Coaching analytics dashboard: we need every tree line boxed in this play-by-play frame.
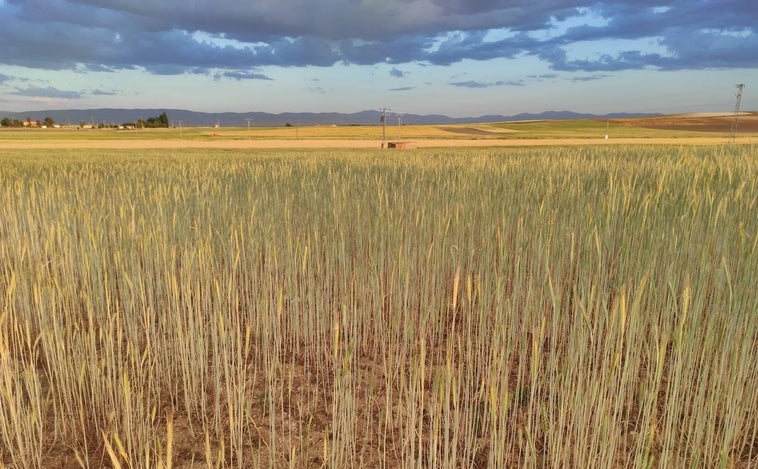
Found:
[1,116,56,128]
[136,112,170,128]
[0,112,170,128]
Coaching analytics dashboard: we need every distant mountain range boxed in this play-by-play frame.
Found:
[0,108,659,127]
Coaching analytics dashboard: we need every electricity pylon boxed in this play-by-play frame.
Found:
[379,108,391,147]
[730,84,745,143]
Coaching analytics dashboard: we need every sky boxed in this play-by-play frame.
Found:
[0,0,756,117]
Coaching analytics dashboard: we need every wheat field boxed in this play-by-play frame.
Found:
[1,145,756,468]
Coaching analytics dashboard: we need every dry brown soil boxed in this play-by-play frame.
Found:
[613,114,758,133]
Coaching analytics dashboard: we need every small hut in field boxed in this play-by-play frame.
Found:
[387,141,415,149]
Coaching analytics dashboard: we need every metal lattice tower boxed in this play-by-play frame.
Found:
[730,84,745,143]
[379,108,390,147]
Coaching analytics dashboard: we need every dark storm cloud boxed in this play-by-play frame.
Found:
[0,1,755,75]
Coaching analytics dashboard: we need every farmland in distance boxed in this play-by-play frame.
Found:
[2,113,758,149]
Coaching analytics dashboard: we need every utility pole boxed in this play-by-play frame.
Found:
[730,84,745,143]
[379,108,390,147]
[245,118,253,140]
[176,120,183,139]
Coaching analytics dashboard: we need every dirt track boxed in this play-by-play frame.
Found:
[3,136,758,150]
